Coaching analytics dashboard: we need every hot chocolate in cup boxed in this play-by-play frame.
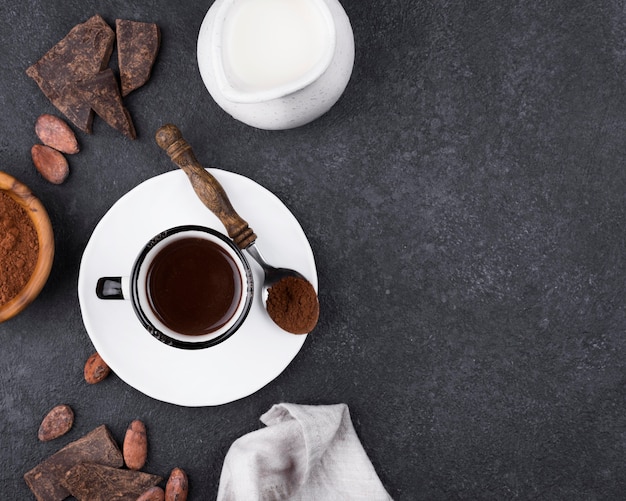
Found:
[96,225,253,349]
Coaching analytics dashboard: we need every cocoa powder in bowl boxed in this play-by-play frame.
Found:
[0,191,39,306]
[0,172,54,322]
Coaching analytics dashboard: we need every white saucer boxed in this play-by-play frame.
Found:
[78,169,317,407]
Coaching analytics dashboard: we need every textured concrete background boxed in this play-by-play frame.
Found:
[1,0,625,499]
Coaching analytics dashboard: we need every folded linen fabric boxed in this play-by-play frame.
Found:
[216,403,393,501]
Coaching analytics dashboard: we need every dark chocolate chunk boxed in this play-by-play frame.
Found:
[23,425,123,501]
[62,463,163,501]
[26,15,115,134]
[116,19,161,97]
[76,69,137,139]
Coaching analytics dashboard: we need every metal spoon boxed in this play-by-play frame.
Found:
[244,243,307,300]
[155,124,318,332]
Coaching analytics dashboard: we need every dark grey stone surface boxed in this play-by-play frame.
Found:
[1,0,625,499]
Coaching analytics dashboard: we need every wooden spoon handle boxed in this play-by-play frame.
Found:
[155,124,256,249]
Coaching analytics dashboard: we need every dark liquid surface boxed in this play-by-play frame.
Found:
[145,237,242,336]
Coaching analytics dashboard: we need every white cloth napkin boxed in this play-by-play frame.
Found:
[216,403,393,501]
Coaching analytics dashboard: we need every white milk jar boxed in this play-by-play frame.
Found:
[197,0,355,130]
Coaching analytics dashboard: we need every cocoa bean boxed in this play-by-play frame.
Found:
[35,114,80,154]
[31,144,69,184]
[165,467,188,501]
[123,419,148,470]
[38,404,74,441]
[84,351,111,384]
[137,486,165,501]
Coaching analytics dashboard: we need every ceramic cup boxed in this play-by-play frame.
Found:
[96,225,253,349]
[197,0,355,130]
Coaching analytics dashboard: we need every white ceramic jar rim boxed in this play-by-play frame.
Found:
[211,0,337,104]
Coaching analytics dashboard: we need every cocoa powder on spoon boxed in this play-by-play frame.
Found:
[266,275,320,334]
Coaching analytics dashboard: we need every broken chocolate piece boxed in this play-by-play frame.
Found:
[24,425,123,501]
[116,19,160,96]
[26,15,115,134]
[62,463,163,501]
[76,69,137,139]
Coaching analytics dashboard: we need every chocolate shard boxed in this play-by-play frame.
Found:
[26,15,115,134]
[76,69,137,139]
[116,19,161,97]
[62,463,163,501]
[23,425,123,501]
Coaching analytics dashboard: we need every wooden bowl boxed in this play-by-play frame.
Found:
[0,171,54,323]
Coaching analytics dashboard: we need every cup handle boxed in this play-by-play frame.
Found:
[96,277,127,300]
